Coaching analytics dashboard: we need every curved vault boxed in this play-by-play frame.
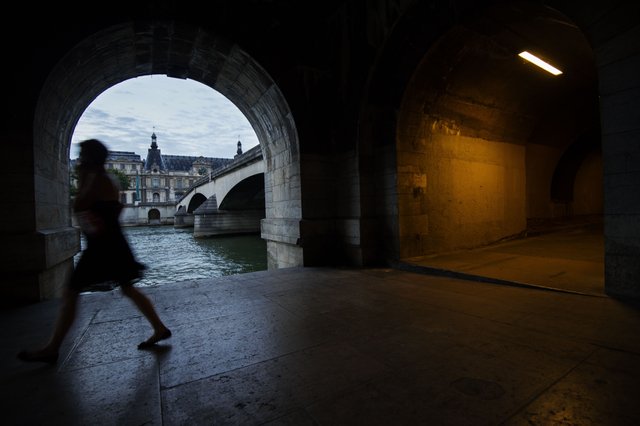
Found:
[33,20,302,269]
[395,2,600,258]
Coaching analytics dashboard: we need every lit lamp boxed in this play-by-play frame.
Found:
[518,51,563,76]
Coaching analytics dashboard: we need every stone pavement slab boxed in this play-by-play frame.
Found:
[400,223,605,296]
[1,267,639,425]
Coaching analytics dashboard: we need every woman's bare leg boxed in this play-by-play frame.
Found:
[120,285,171,347]
[47,289,80,351]
[17,289,79,363]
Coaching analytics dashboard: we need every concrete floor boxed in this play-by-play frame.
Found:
[2,258,640,425]
[400,220,605,297]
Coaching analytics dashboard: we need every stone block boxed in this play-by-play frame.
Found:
[194,210,262,237]
[605,241,640,300]
[38,258,74,300]
[601,130,640,174]
[603,178,640,215]
[600,88,640,135]
[261,218,300,245]
[39,227,81,269]
[604,214,640,239]
[586,3,640,49]
[598,51,640,94]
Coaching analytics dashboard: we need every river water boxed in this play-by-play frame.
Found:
[79,226,267,288]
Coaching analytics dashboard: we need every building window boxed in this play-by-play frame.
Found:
[176,179,183,189]
[153,192,160,203]
[121,193,127,204]
[152,177,159,188]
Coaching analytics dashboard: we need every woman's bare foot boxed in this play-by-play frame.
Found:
[137,328,172,349]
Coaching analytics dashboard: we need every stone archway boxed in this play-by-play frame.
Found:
[187,193,208,214]
[148,208,161,225]
[358,0,640,299]
[395,3,599,256]
[32,20,302,297]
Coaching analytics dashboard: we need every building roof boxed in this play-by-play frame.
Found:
[163,155,233,172]
[144,133,234,172]
[70,134,236,173]
[107,151,142,162]
[145,145,165,171]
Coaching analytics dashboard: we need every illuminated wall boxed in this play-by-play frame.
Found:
[398,121,526,256]
[396,4,600,259]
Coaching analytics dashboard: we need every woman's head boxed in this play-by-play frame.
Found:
[79,139,109,167]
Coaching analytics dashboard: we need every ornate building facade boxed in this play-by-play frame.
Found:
[72,133,234,225]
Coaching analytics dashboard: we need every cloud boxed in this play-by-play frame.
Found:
[71,76,259,159]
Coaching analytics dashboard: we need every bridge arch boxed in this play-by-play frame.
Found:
[33,20,302,278]
[187,193,208,214]
[10,1,640,304]
[358,0,635,297]
[218,173,265,211]
[395,3,600,255]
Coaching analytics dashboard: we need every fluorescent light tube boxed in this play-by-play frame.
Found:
[518,51,563,76]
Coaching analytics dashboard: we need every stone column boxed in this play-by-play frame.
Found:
[595,13,640,300]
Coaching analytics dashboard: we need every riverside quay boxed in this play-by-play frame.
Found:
[2,1,640,424]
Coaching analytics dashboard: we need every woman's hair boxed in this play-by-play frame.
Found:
[79,139,109,166]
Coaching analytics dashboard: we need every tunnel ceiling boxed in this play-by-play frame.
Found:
[420,1,598,148]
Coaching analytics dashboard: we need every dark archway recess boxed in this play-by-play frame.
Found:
[3,0,640,304]
[187,193,208,214]
[218,174,265,211]
[394,2,601,255]
[21,15,303,301]
[148,209,161,221]
[551,128,602,204]
[358,0,640,299]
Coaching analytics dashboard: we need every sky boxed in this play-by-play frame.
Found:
[70,75,259,159]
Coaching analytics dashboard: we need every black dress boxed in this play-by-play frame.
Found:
[70,200,145,291]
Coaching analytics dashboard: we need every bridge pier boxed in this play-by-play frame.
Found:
[173,206,194,229]
[2,227,79,305]
[260,218,303,269]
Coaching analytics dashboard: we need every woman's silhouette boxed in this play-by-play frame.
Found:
[18,139,171,363]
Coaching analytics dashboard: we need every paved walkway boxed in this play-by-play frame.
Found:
[2,264,639,425]
[399,220,605,297]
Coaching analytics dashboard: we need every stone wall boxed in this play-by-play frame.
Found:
[3,0,640,304]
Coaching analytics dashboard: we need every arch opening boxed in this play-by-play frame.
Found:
[33,19,303,299]
[218,174,265,211]
[148,208,161,224]
[394,1,603,294]
[187,193,208,214]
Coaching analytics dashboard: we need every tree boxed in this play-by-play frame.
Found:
[70,165,79,197]
[108,168,130,190]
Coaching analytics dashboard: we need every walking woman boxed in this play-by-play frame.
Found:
[18,139,171,363]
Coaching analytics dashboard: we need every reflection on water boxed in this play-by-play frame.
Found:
[79,226,267,288]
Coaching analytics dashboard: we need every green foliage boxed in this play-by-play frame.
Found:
[198,167,208,176]
[70,165,79,196]
[108,168,130,190]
